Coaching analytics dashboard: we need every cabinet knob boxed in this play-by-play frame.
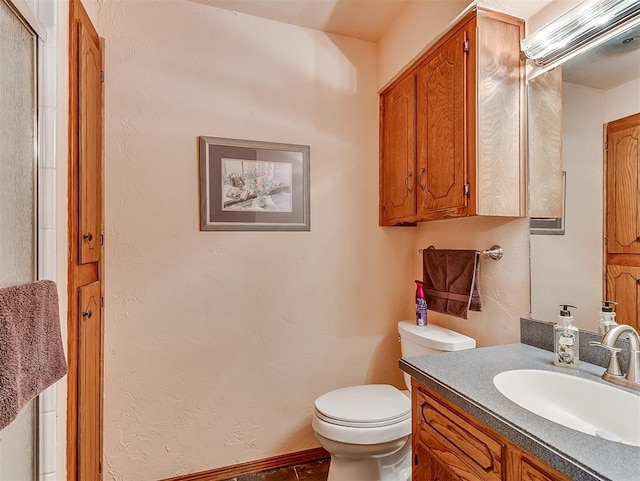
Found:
[82,310,93,319]
[83,233,93,242]
[405,171,413,194]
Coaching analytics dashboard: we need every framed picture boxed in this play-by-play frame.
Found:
[199,136,310,231]
[530,171,566,235]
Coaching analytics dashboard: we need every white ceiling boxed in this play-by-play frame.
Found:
[562,24,640,90]
[189,0,640,89]
[189,0,412,42]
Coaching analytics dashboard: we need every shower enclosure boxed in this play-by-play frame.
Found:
[0,0,38,478]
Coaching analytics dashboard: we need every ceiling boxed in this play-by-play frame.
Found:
[562,24,640,90]
[189,0,640,89]
[189,0,412,42]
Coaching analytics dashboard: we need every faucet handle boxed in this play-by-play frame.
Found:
[589,341,624,377]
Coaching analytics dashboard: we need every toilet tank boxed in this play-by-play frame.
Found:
[398,321,475,391]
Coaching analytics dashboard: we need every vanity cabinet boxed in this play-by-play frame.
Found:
[379,8,525,226]
[412,381,571,481]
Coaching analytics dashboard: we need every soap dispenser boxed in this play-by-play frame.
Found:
[597,301,618,335]
[554,304,579,368]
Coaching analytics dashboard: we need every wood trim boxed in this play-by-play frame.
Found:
[607,253,640,267]
[607,111,640,133]
[159,448,329,481]
[68,1,104,479]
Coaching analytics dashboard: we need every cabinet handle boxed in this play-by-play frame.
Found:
[418,167,426,191]
[83,233,93,242]
[405,171,413,194]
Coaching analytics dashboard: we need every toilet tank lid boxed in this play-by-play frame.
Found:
[398,321,476,351]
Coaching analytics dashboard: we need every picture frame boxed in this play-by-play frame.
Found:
[199,136,310,231]
[530,171,566,235]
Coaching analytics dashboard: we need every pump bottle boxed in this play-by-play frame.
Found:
[554,304,579,368]
[597,301,618,335]
[415,280,427,326]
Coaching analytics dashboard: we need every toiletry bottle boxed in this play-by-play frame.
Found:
[415,280,427,326]
[597,301,618,335]
[554,304,579,368]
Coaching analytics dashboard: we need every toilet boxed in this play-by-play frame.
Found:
[312,321,475,481]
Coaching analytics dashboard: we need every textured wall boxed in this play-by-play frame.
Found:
[530,83,605,329]
[99,1,415,479]
[412,217,530,346]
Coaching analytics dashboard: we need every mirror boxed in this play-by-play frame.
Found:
[529,22,640,332]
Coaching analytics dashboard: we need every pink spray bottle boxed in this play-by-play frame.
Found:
[415,280,427,326]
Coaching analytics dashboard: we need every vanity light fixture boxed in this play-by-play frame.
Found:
[521,0,640,68]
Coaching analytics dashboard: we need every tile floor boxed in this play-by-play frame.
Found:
[223,458,329,481]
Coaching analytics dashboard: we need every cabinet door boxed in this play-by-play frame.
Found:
[606,113,640,255]
[78,281,103,481]
[416,443,463,481]
[380,74,416,225]
[78,22,103,264]
[416,26,468,219]
[606,264,640,330]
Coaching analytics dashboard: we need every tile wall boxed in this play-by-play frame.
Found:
[22,0,59,479]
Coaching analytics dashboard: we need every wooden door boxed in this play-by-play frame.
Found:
[79,23,103,264]
[605,112,640,329]
[606,265,640,331]
[416,25,469,219]
[78,282,103,480]
[68,1,104,480]
[380,74,416,225]
[606,113,640,255]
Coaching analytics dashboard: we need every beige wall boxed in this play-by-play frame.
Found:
[99,1,415,479]
[606,77,640,122]
[530,83,606,328]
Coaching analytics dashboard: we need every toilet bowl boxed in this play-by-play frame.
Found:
[312,321,475,481]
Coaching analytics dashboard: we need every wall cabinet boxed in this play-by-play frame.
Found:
[412,381,570,481]
[379,8,525,226]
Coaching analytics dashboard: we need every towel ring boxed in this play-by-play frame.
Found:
[418,244,503,261]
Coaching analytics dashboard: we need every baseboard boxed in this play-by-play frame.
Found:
[159,447,330,481]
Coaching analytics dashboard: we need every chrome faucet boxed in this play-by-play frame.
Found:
[590,324,640,392]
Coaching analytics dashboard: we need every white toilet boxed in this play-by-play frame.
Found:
[312,321,475,481]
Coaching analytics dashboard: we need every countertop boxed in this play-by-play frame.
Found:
[400,343,640,481]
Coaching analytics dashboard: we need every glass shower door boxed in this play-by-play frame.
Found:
[0,0,38,478]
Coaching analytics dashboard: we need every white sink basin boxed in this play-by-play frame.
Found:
[493,369,640,447]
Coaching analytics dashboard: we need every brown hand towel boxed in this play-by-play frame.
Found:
[0,280,67,430]
[422,247,481,320]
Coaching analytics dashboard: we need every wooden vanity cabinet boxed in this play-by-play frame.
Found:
[379,9,525,226]
[412,381,571,481]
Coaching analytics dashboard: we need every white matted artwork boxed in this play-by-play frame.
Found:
[199,136,310,231]
[221,159,293,213]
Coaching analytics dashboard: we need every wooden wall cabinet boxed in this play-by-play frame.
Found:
[379,9,525,226]
[412,381,570,481]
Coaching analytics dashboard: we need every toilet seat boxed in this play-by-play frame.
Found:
[313,385,411,444]
[315,384,410,426]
